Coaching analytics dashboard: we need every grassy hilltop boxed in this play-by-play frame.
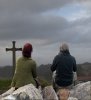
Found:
[0,62,91,93]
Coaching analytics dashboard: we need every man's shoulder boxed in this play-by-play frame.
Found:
[55,54,61,59]
[70,55,75,59]
[70,55,76,62]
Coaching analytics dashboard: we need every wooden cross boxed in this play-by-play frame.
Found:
[6,41,22,75]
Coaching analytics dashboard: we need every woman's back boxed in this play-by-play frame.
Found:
[13,57,37,88]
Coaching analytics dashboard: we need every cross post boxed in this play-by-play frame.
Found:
[6,41,22,76]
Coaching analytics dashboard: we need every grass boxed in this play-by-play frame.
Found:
[0,78,51,94]
[37,77,52,88]
[0,79,12,90]
[0,77,52,90]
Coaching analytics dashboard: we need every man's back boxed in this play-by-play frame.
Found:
[51,50,77,87]
[55,52,76,86]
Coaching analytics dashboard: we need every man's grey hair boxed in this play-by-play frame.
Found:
[60,43,69,51]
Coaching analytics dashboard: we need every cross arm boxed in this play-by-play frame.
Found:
[16,48,22,51]
[6,48,13,51]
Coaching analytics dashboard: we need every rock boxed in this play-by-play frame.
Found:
[43,85,58,100]
[0,87,15,100]
[1,84,43,100]
[0,81,91,100]
[1,87,15,97]
[70,81,91,100]
[57,88,70,100]
[15,92,30,100]
[68,97,78,100]
[2,94,15,100]
[13,84,43,100]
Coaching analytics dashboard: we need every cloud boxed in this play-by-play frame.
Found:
[0,0,91,65]
[0,5,91,45]
[0,0,91,42]
[0,0,75,13]
[0,10,68,41]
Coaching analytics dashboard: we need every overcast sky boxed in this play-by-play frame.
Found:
[0,0,91,66]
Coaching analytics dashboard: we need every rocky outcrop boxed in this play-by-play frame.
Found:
[0,81,91,100]
[0,84,43,100]
[70,81,91,100]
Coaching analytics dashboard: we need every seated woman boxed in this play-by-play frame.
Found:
[11,43,37,89]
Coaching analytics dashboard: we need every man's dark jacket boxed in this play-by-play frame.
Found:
[51,51,77,87]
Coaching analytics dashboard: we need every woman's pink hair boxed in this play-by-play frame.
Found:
[22,43,33,58]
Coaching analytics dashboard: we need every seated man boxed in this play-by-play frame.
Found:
[51,43,77,92]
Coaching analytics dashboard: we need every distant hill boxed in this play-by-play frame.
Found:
[0,66,13,79]
[0,62,91,81]
[77,62,91,76]
[37,64,52,82]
